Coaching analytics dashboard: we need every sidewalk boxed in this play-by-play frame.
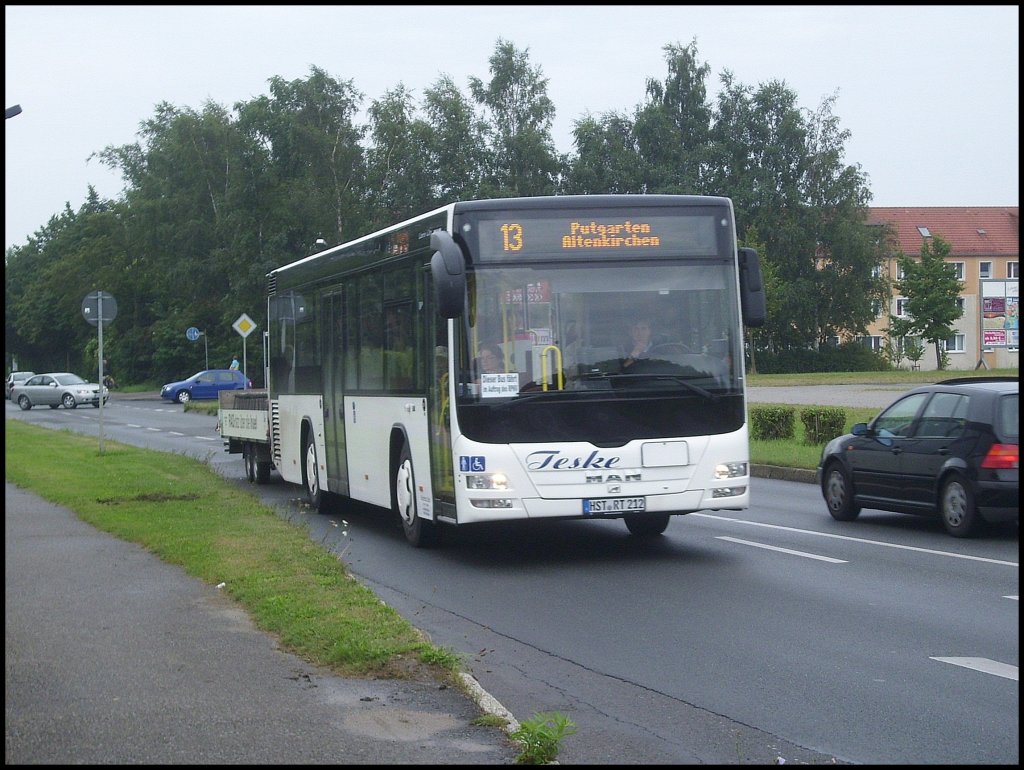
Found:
[4,482,518,764]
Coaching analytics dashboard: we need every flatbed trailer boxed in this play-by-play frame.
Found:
[217,389,274,483]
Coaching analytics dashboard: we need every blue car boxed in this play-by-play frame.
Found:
[160,369,251,403]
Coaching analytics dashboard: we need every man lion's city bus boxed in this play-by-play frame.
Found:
[262,195,766,546]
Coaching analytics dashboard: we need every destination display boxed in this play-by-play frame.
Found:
[472,212,722,261]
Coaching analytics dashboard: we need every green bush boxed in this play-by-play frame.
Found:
[510,711,577,765]
[799,406,847,445]
[750,406,795,441]
[755,342,892,374]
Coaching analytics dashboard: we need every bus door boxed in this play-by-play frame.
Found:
[321,289,349,495]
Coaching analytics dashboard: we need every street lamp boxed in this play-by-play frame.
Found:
[5,105,23,119]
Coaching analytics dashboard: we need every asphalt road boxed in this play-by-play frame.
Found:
[10,383,1011,764]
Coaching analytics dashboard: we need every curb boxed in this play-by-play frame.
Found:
[751,464,817,485]
[458,672,520,734]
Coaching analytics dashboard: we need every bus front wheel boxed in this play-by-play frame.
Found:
[394,443,436,548]
[624,512,671,536]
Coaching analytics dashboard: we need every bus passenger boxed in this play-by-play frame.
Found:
[477,343,503,376]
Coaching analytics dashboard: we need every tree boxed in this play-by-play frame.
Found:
[563,111,644,194]
[364,84,437,225]
[421,74,490,203]
[468,39,562,197]
[889,235,963,369]
[633,40,712,194]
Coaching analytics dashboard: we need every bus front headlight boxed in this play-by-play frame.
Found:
[714,462,747,480]
[466,473,509,490]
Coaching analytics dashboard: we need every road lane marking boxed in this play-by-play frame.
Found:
[717,536,847,563]
[930,657,1018,681]
[169,431,185,436]
[693,513,1018,567]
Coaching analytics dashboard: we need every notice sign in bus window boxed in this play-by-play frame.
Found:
[480,373,521,398]
[472,212,721,261]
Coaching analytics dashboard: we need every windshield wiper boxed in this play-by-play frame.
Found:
[604,372,719,400]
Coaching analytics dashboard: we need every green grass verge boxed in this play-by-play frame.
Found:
[4,418,460,682]
[748,404,880,469]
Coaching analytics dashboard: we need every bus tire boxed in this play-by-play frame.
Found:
[304,433,323,510]
[624,512,671,536]
[394,443,436,548]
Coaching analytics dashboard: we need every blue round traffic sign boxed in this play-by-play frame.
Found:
[186,326,201,341]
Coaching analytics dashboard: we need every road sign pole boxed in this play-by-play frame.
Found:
[97,294,105,454]
[83,291,116,454]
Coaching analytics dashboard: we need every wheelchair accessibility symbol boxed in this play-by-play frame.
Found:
[459,456,486,472]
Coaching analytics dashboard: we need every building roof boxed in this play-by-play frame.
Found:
[867,207,1019,257]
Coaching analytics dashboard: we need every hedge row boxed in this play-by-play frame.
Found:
[750,405,847,445]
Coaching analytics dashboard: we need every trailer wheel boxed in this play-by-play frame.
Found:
[244,444,257,483]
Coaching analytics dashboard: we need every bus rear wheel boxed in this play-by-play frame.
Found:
[394,443,436,548]
[304,434,323,510]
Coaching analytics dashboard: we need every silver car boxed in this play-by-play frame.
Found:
[15,372,109,410]
[5,371,35,399]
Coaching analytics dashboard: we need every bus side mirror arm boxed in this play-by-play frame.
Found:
[430,230,467,319]
[738,247,767,327]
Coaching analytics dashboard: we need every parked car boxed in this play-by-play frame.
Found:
[15,372,109,410]
[160,369,251,403]
[5,371,35,400]
[817,377,1018,538]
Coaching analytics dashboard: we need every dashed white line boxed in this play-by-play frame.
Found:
[693,513,1018,567]
[717,536,847,563]
[930,657,1019,681]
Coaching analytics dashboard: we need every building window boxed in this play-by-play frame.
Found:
[858,336,882,351]
[944,334,966,353]
[979,261,992,279]
[871,300,882,318]
[956,298,965,314]
[1009,262,1020,279]
[950,261,965,280]
[895,298,910,317]
[917,226,931,237]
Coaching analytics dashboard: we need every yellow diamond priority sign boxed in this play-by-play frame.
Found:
[232,313,257,338]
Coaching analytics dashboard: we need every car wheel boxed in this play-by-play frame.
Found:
[940,474,981,538]
[394,442,436,547]
[624,512,671,536]
[18,395,32,410]
[822,462,861,521]
[61,393,77,409]
[304,433,323,510]
[175,390,191,404]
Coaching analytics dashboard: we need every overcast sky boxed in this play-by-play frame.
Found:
[5,5,1019,249]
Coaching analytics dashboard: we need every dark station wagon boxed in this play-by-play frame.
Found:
[817,377,1018,537]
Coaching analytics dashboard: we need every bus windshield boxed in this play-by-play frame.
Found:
[457,260,741,402]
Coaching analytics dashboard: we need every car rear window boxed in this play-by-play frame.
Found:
[997,393,1018,439]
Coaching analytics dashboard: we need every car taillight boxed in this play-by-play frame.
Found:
[981,443,1019,469]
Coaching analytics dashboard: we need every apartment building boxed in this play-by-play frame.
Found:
[862,207,1019,371]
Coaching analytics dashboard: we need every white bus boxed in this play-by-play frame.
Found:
[265,195,766,546]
